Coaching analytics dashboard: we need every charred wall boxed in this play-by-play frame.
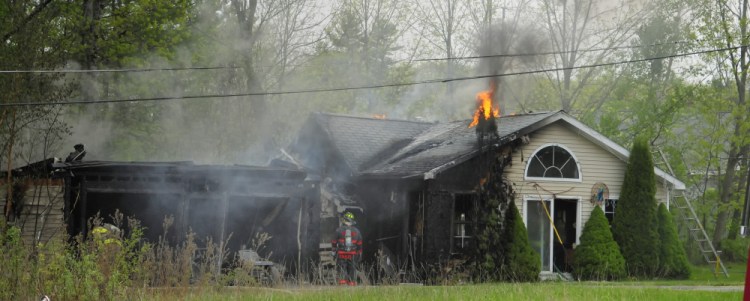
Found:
[353,178,421,266]
[419,154,496,267]
[62,163,319,269]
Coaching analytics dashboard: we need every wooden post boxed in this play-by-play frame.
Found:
[80,178,88,239]
[4,109,16,220]
[217,192,228,276]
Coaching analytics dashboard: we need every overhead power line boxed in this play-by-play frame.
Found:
[0,45,743,107]
[415,39,702,62]
[0,66,240,74]
[0,39,707,74]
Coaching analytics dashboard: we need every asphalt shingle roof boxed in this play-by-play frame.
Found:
[307,111,559,178]
[312,113,433,172]
[362,111,558,177]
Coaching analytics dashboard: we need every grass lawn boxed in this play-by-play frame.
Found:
[616,262,747,286]
[137,282,741,301]
[136,263,746,301]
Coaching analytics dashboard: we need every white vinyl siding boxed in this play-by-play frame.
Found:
[508,121,671,229]
[0,181,65,244]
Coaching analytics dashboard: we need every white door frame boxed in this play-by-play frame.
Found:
[522,195,582,273]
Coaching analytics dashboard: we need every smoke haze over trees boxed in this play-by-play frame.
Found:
[1,0,750,246]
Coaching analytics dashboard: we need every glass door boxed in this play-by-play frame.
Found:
[526,199,552,272]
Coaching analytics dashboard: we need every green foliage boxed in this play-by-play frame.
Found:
[502,204,541,282]
[473,160,539,282]
[656,203,691,279]
[474,171,512,281]
[718,238,750,263]
[474,187,504,281]
[0,213,258,299]
[573,206,626,280]
[612,137,661,278]
[0,226,26,300]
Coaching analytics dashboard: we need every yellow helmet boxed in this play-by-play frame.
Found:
[343,211,355,223]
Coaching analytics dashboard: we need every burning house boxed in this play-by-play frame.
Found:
[60,161,319,269]
[282,98,685,279]
[2,160,319,273]
[2,84,685,281]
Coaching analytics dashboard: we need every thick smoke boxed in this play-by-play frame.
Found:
[476,21,549,115]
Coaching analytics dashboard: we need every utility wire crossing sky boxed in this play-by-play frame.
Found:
[0,44,743,107]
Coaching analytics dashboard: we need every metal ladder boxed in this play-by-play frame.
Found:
[671,192,728,277]
[656,150,728,277]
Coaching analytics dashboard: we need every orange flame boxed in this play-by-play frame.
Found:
[479,176,488,187]
[373,114,386,119]
[469,82,500,128]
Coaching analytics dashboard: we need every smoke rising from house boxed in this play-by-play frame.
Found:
[476,21,549,114]
[50,2,553,260]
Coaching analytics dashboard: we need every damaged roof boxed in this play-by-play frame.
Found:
[55,160,306,179]
[290,111,686,190]
[302,112,433,173]
[295,111,557,178]
[362,112,558,178]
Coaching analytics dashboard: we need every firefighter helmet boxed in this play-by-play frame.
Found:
[342,211,356,224]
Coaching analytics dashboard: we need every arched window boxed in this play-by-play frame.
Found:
[525,144,581,181]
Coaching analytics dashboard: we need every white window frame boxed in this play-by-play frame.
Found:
[602,195,619,224]
[524,143,583,183]
[522,195,582,273]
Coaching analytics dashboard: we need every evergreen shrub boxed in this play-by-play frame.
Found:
[502,204,541,282]
[657,203,691,279]
[572,206,626,280]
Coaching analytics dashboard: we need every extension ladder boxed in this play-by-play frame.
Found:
[656,149,728,277]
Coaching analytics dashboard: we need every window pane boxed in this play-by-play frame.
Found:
[604,199,617,224]
[539,148,554,167]
[526,146,579,180]
[544,168,563,178]
[453,194,475,251]
[527,200,552,271]
[560,161,579,178]
[528,156,546,177]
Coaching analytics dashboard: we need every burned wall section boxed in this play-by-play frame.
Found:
[61,162,319,271]
[419,151,506,276]
[353,178,421,270]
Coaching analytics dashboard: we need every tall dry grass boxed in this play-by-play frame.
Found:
[0,212,276,301]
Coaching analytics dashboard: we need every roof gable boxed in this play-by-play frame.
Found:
[296,113,433,173]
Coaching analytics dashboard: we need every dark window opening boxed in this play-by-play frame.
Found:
[553,199,577,273]
[452,194,476,253]
[604,199,617,224]
[527,145,580,179]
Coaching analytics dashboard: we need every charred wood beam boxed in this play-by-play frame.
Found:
[85,187,183,194]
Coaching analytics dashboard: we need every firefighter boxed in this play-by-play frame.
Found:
[65,144,86,162]
[331,210,362,286]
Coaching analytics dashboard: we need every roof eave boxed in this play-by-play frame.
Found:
[556,113,687,190]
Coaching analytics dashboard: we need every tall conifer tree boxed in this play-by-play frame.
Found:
[657,203,691,279]
[612,137,660,277]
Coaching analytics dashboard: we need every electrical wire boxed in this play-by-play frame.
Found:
[415,39,702,62]
[0,44,743,107]
[0,39,711,74]
[0,66,240,74]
